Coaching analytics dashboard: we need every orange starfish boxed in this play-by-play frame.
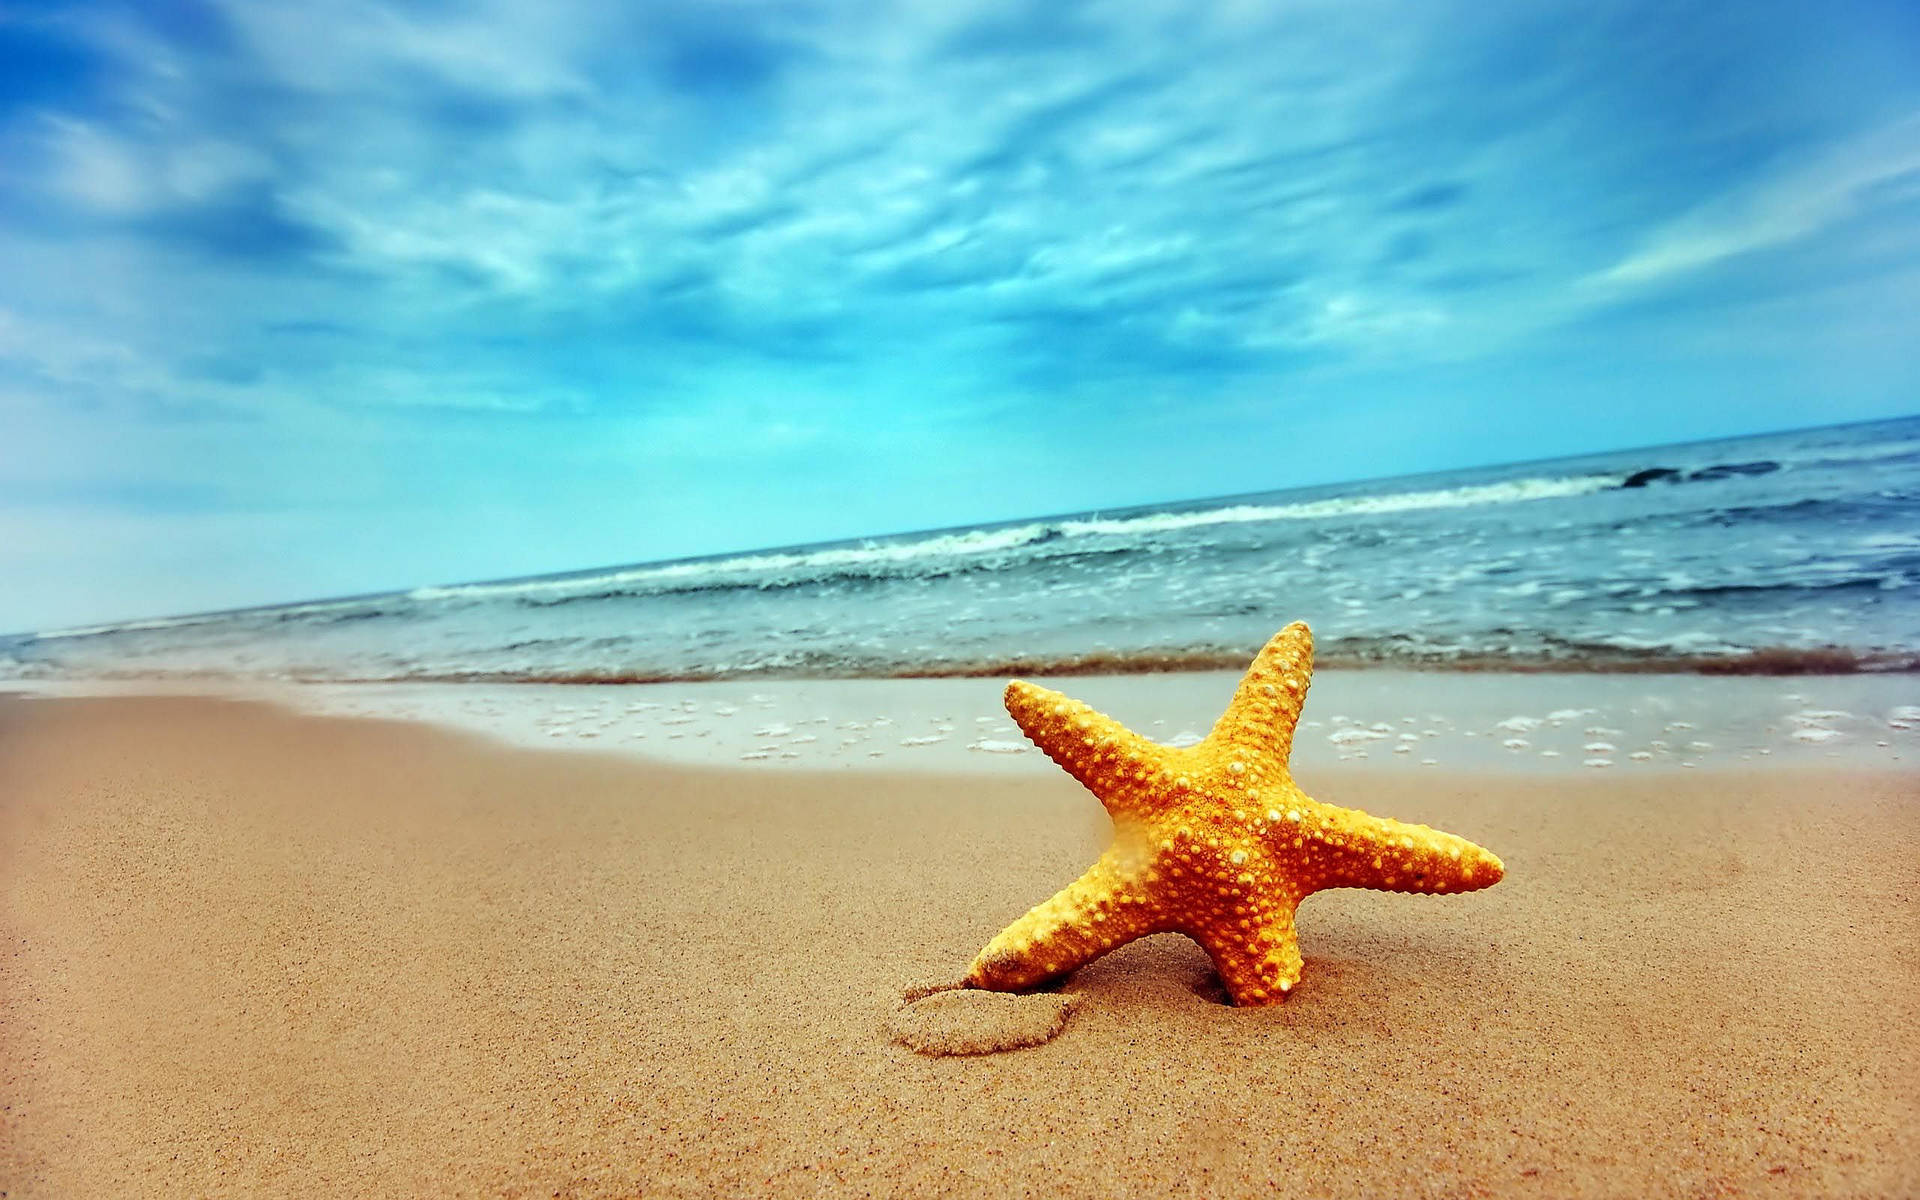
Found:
[967,622,1504,1005]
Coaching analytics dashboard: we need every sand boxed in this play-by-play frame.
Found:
[2,693,1916,1197]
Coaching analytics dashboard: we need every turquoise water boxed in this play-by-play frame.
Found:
[7,416,1918,683]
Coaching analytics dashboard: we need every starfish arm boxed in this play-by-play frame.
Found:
[971,622,1506,1002]
[966,851,1165,992]
[1003,680,1176,819]
[1206,622,1313,762]
[1190,908,1306,1006]
[1295,808,1505,895]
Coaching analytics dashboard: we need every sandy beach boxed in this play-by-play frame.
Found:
[3,692,1916,1197]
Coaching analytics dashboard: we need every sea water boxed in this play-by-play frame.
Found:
[6,415,1918,685]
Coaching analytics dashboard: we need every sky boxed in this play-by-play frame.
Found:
[2,0,1918,632]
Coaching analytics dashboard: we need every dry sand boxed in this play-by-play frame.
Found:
[2,694,1916,1197]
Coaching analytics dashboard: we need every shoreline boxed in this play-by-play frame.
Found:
[3,693,1917,1197]
[4,666,1915,775]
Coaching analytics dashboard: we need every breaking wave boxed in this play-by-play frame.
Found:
[320,641,1919,685]
[404,471,1623,607]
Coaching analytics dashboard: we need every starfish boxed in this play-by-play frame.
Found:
[966,622,1504,1006]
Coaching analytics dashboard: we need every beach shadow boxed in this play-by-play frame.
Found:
[1187,973,1233,1006]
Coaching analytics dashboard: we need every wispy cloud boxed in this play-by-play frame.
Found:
[1593,113,1920,288]
[1,0,1916,627]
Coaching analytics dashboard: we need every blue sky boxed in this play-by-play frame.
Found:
[2,0,1917,631]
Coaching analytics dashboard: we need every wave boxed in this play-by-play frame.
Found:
[33,594,398,641]
[1788,434,1920,471]
[1058,473,1619,536]
[1669,575,1905,598]
[25,417,1915,644]
[404,471,1623,608]
[1305,640,1920,675]
[304,639,1919,685]
[35,611,240,640]
[1613,416,1920,477]
[405,522,1061,606]
[20,622,1917,686]
[1620,461,1780,487]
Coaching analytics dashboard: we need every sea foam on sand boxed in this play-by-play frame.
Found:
[8,669,1915,775]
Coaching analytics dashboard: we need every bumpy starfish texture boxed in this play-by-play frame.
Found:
[967,622,1504,1006]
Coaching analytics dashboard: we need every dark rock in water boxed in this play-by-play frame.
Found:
[1621,467,1683,488]
[1622,461,1781,488]
[1688,460,1781,481]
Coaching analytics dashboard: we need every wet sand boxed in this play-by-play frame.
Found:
[2,694,1916,1197]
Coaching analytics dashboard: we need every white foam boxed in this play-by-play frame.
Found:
[406,523,1060,606]
[1327,727,1388,746]
[968,739,1028,754]
[1790,728,1844,744]
[1791,709,1853,723]
[1070,473,1619,540]
[27,666,1912,778]
[397,472,1622,609]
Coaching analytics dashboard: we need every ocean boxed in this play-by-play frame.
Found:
[6,415,1919,686]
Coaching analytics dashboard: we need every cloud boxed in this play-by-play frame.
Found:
[1591,112,1920,289]
[6,0,1915,402]
[0,0,1917,627]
